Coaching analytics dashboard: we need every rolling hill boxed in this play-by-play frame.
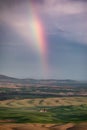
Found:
[0,74,84,84]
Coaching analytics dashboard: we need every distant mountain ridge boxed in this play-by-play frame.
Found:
[0,74,85,85]
[0,75,18,80]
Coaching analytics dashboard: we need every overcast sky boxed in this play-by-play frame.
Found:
[0,0,87,80]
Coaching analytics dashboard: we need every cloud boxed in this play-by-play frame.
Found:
[0,0,87,79]
[0,0,87,45]
[40,0,87,14]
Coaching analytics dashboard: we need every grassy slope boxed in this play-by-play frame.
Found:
[0,97,87,108]
[0,105,87,123]
[0,97,87,123]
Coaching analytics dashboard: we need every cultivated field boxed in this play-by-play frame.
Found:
[0,97,87,124]
[0,76,87,129]
[0,97,87,108]
[0,122,87,130]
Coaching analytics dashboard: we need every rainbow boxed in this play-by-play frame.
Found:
[29,2,48,77]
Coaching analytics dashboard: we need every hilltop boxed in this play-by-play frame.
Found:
[0,74,82,84]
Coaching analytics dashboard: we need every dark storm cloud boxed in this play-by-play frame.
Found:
[0,0,87,6]
[0,0,87,80]
[0,0,43,6]
[0,0,87,43]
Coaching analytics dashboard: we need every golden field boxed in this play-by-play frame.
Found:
[0,97,87,108]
